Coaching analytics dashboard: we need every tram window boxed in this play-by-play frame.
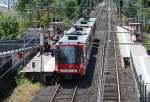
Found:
[57,46,83,64]
[32,62,35,68]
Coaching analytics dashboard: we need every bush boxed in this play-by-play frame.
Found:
[145,24,150,33]
[15,71,31,86]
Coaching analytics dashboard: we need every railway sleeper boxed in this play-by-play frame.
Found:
[104,69,116,72]
[104,83,118,88]
[104,72,117,76]
[104,88,118,93]
[107,59,116,62]
[54,99,72,102]
[103,97,119,101]
[108,52,115,54]
[107,58,116,60]
[107,60,116,63]
[108,47,115,49]
[103,92,118,97]
[106,66,116,69]
[105,77,117,83]
[107,63,116,66]
[108,55,115,58]
[54,94,72,100]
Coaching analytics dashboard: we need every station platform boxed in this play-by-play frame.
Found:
[117,26,150,84]
[21,52,55,73]
[117,26,131,57]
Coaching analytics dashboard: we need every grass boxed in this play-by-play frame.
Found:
[4,78,42,102]
[0,71,43,102]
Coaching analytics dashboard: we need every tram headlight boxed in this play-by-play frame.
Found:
[74,70,77,72]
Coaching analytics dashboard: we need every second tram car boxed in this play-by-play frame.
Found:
[74,17,96,33]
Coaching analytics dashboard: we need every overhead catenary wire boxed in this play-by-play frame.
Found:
[0,0,86,80]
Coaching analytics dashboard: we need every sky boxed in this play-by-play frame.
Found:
[0,0,16,6]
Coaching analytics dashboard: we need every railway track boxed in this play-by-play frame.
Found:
[102,1,121,101]
[101,27,120,102]
[49,80,80,102]
[103,35,121,102]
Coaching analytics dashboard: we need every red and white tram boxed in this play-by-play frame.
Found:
[55,17,96,78]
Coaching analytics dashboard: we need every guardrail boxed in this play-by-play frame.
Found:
[130,51,146,102]
[0,46,36,57]
[0,46,39,79]
[130,51,141,90]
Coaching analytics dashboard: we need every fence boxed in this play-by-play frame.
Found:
[130,51,150,102]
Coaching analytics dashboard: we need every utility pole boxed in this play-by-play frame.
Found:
[48,0,50,27]
[87,0,90,16]
[13,0,14,6]
[29,0,32,21]
[59,0,62,21]
[12,0,15,9]
[8,0,10,11]
[55,0,57,22]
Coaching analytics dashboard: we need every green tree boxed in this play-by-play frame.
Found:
[16,0,29,12]
[122,0,132,17]
[40,11,48,28]
[0,12,19,39]
[0,29,5,39]
[143,0,150,7]
[65,0,77,19]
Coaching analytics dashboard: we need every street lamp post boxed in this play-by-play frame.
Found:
[8,0,10,11]
[48,0,50,27]
[59,0,62,21]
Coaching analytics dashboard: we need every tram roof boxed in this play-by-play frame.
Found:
[57,28,92,44]
[74,17,96,27]
[65,27,91,35]
[57,35,88,44]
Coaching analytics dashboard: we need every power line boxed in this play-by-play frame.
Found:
[0,21,40,23]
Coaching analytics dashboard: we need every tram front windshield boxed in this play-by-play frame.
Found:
[57,46,83,64]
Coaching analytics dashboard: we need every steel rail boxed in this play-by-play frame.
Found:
[49,82,79,102]
[49,84,61,102]
[112,4,121,102]
[97,4,110,102]
[102,1,121,101]
[113,26,121,102]
[70,82,79,102]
